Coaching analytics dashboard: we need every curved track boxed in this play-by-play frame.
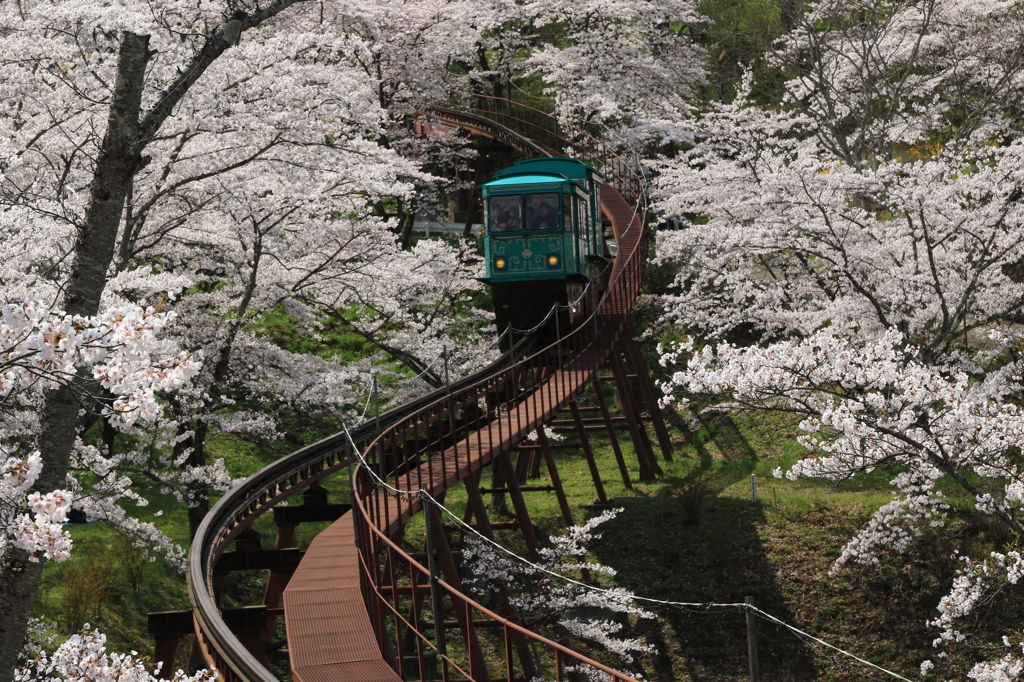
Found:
[184,95,663,682]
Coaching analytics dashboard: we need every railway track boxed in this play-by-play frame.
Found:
[178,94,671,682]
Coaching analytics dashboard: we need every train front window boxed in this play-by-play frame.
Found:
[525,193,560,230]
[488,195,523,232]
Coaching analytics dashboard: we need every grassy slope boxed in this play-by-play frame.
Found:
[436,396,1015,681]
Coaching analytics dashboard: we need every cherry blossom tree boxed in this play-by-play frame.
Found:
[16,625,213,682]
[0,295,199,673]
[653,0,1024,674]
[0,0,320,669]
[0,0,506,674]
[461,508,655,681]
[521,0,707,138]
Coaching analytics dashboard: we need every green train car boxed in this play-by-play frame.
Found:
[481,157,604,282]
[479,158,606,337]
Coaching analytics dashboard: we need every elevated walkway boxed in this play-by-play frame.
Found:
[284,515,400,682]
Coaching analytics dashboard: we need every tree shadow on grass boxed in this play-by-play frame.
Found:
[594,490,819,681]
[591,412,819,681]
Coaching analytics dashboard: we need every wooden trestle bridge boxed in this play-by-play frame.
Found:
[151,95,674,682]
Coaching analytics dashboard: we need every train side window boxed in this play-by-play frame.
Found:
[488,195,523,232]
[563,195,573,232]
[525,193,560,230]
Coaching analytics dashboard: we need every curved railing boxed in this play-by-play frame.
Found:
[186,337,540,682]
[349,102,650,680]
[186,94,651,682]
[433,91,645,206]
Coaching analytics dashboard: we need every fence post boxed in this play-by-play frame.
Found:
[745,596,759,682]
[374,374,383,481]
[424,500,447,660]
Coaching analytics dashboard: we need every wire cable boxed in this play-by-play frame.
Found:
[418,490,913,682]
[341,374,911,682]
[342,102,903,678]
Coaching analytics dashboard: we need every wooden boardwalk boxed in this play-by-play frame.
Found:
[284,349,605,678]
[284,516,401,682]
[185,96,659,682]
[283,185,642,681]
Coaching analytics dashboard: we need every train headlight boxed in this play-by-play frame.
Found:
[495,258,507,269]
[547,255,559,267]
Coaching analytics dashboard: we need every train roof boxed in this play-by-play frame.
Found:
[492,157,604,183]
[481,174,576,196]
[485,174,567,187]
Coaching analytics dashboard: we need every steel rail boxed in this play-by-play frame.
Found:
[186,337,539,682]
[349,103,650,680]
[186,94,651,682]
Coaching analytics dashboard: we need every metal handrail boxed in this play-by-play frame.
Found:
[356,506,645,682]
[186,94,650,682]
[351,101,650,680]
[186,336,540,682]
[444,91,646,206]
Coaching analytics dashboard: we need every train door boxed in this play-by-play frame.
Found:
[591,183,602,257]
[563,194,577,272]
[579,192,592,266]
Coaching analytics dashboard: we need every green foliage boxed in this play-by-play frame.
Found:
[256,304,373,362]
[692,0,792,105]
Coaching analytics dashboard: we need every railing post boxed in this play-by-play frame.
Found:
[423,498,447,661]
[555,306,562,371]
[746,596,760,682]
[444,345,459,473]
[374,374,383,482]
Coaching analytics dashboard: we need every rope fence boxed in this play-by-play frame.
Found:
[340,430,913,682]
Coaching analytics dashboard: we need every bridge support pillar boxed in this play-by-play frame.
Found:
[424,501,490,680]
[461,471,540,681]
[570,400,607,503]
[592,375,632,489]
[609,347,660,480]
[623,318,674,462]
[497,449,542,561]
[537,427,575,527]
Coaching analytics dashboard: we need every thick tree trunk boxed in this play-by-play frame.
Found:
[0,33,151,682]
[397,201,417,250]
[0,5,302,677]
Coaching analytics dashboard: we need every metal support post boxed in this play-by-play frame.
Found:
[497,450,542,561]
[570,400,606,503]
[592,375,631,489]
[623,318,674,461]
[423,499,447,660]
[746,596,759,682]
[537,428,574,526]
[444,346,458,468]
[609,348,657,480]
[373,375,384,481]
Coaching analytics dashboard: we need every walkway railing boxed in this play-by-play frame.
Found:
[186,93,650,682]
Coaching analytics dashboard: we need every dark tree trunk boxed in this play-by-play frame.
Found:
[463,144,489,240]
[0,33,151,682]
[780,0,798,32]
[186,420,211,539]
[397,200,417,250]
[0,5,303,676]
